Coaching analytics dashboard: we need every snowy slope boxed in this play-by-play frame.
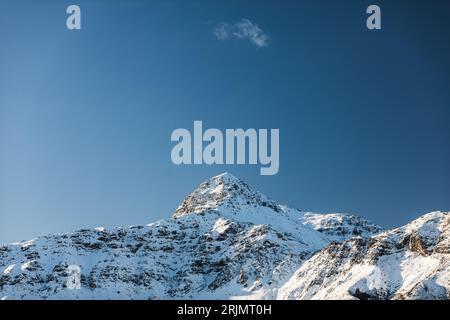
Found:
[278,211,450,300]
[0,173,448,300]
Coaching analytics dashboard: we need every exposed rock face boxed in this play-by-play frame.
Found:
[0,173,448,300]
[173,173,281,218]
[277,212,450,300]
[302,213,383,241]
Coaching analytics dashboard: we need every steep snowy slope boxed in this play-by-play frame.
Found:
[278,211,450,300]
[0,173,447,300]
[173,173,382,243]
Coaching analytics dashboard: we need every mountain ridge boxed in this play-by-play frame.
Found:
[0,173,448,300]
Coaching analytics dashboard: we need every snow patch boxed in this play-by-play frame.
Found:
[3,264,15,275]
[212,218,230,234]
[21,260,36,271]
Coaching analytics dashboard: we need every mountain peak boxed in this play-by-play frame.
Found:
[172,172,280,218]
[212,172,240,181]
[3,171,444,300]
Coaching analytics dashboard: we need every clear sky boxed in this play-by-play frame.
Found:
[1,0,449,244]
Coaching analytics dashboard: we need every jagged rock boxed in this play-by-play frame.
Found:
[0,173,447,300]
[278,211,450,300]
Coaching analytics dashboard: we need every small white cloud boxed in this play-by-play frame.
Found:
[213,19,269,48]
[214,23,230,40]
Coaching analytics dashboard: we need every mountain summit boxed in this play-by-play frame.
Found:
[173,172,280,218]
[0,173,448,300]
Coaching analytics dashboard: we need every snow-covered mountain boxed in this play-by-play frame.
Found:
[278,211,450,300]
[0,173,448,300]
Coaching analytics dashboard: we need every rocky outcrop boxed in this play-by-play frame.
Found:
[0,173,447,300]
[278,211,450,300]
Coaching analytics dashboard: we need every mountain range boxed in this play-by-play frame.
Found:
[0,173,448,300]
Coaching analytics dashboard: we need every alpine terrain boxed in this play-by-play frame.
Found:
[0,173,448,300]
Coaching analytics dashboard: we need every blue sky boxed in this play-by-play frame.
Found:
[1,0,449,244]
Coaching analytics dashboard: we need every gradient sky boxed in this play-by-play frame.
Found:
[1,0,449,244]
